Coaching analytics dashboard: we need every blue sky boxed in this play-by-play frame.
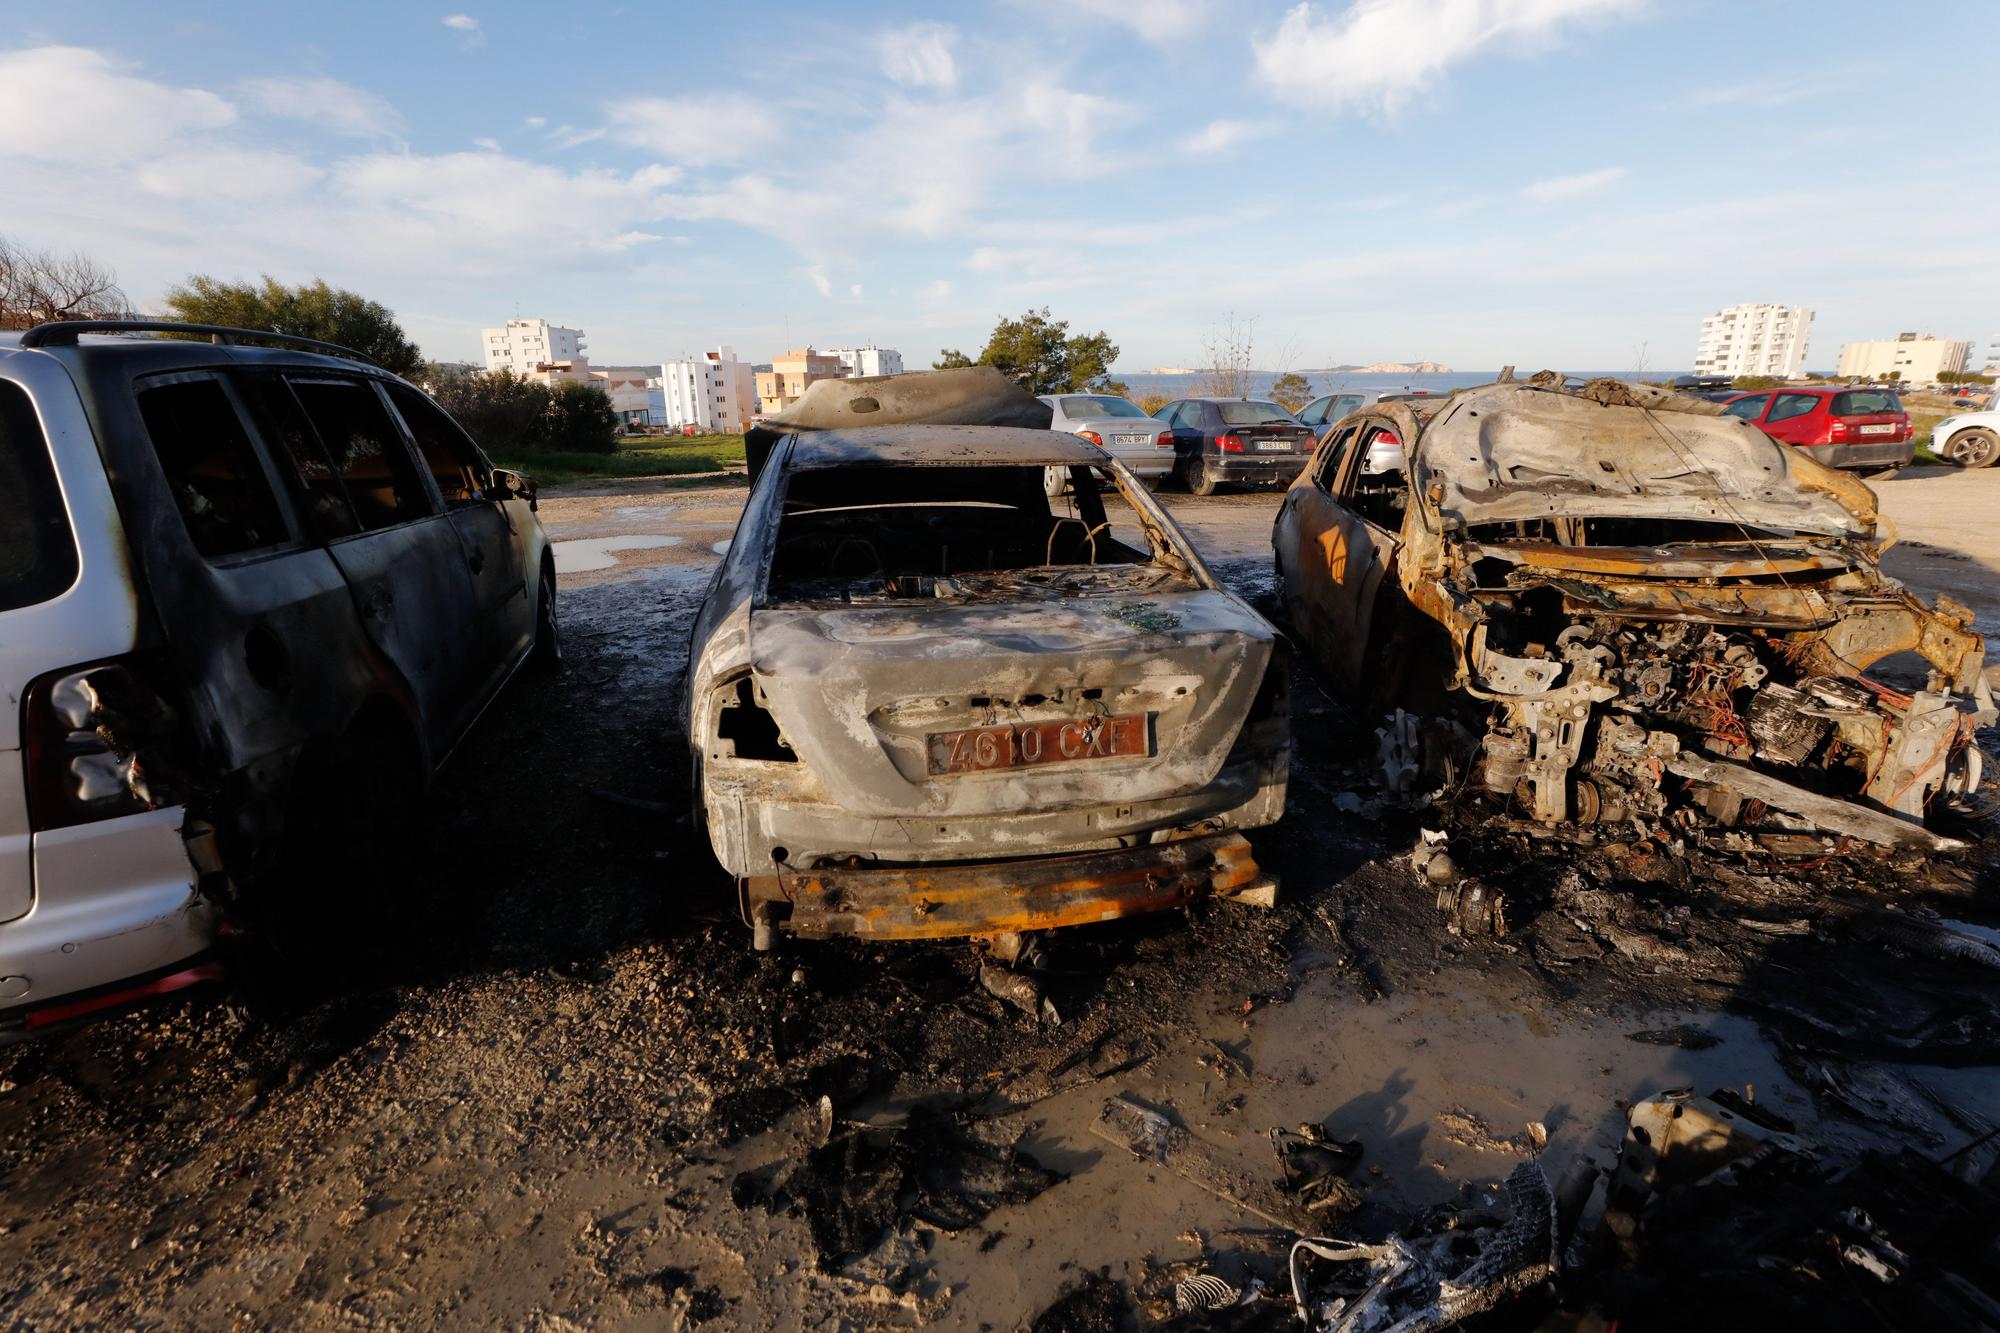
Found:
[2,1,1994,372]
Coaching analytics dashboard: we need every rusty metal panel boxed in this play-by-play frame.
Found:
[750,832,1265,941]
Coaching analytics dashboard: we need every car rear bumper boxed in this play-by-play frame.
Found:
[1110,450,1175,478]
[1210,454,1312,484]
[1798,441,1915,470]
[0,806,217,1017]
[743,830,1274,941]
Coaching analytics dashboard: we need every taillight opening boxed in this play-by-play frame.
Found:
[23,659,183,832]
[1217,434,1244,453]
[1154,431,1172,449]
[1076,430,1103,447]
[715,676,796,763]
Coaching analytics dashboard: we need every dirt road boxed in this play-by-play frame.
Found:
[2,470,1996,1329]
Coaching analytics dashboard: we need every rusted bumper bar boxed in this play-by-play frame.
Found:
[745,832,1272,942]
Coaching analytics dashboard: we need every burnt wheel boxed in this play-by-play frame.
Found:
[530,562,561,670]
[1947,427,1999,469]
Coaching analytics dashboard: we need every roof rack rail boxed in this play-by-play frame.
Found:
[17,319,379,367]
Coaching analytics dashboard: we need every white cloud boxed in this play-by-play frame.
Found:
[924,279,955,300]
[238,75,403,138]
[442,13,484,45]
[850,283,863,297]
[135,147,323,201]
[523,114,547,128]
[1521,165,1626,202]
[605,94,777,166]
[472,136,501,151]
[1253,0,1642,115]
[1684,71,1851,109]
[876,21,958,89]
[805,266,832,297]
[1037,0,1208,44]
[1182,118,1274,155]
[0,46,235,165]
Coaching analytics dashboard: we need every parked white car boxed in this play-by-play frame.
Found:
[1038,393,1174,483]
[1933,408,2000,469]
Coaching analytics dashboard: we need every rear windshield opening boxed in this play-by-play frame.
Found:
[1215,400,1296,426]
[1831,390,1903,416]
[1061,395,1148,419]
[765,462,1185,604]
[0,381,81,613]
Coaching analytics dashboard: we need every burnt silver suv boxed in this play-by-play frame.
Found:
[0,321,555,1036]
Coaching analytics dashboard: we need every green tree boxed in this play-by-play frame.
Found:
[1269,372,1313,413]
[1137,392,1170,416]
[1732,375,1784,390]
[543,379,619,454]
[163,275,423,376]
[932,348,974,369]
[949,308,1123,394]
[426,364,551,454]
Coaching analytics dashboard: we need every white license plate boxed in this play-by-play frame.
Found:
[1112,433,1152,445]
[1858,424,1896,436]
[1257,440,1292,451]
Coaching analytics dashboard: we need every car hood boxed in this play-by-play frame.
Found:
[1411,378,1878,540]
[745,587,1276,817]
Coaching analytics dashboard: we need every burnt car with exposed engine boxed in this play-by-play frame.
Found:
[0,321,554,1037]
[686,368,1288,947]
[1274,373,1993,853]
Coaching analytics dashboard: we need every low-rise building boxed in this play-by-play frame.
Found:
[1836,333,1971,384]
[755,347,844,415]
[1693,303,1813,379]
[594,364,660,428]
[1982,334,2000,376]
[482,318,586,375]
[825,345,905,378]
[663,347,757,433]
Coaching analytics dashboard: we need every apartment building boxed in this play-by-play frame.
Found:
[662,347,757,433]
[825,345,905,378]
[1983,334,2000,375]
[1835,333,1971,384]
[755,347,844,415]
[594,365,661,427]
[481,318,586,375]
[1692,303,1814,379]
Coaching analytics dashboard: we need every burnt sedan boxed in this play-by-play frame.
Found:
[1275,373,1992,853]
[685,425,1288,946]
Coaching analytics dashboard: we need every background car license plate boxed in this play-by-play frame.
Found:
[1858,424,1895,435]
[1113,433,1151,445]
[928,714,1148,775]
[1257,439,1291,450]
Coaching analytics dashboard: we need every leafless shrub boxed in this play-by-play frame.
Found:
[0,234,130,330]
[1193,312,1257,399]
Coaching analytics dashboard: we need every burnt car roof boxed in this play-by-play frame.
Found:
[1408,378,1874,538]
[783,424,1111,470]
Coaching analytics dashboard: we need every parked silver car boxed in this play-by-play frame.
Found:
[1296,389,1452,474]
[1039,393,1175,483]
[1,320,554,1036]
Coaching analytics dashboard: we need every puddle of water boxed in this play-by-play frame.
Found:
[1942,919,2000,949]
[614,505,676,519]
[552,535,682,574]
[710,539,731,557]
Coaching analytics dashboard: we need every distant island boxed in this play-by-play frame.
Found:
[1303,360,1453,374]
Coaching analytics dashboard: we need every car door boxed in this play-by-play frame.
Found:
[1297,397,1329,431]
[1276,423,1360,672]
[1173,401,1213,467]
[129,373,379,777]
[383,381,537,697]
[1276,419,1401,694]
[1758,391,1821,446]
[253,374,485,760]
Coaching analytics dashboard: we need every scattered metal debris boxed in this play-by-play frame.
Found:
[1287,1160,1557,1331]
[1174,1272,1241,1313]
[1091,1095,1302,1227]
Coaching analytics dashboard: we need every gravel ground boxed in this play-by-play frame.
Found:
[2,472,1997,1329]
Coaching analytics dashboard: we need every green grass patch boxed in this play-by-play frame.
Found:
[490,433,747,487]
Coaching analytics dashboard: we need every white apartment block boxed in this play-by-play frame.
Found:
[661,347,757,433]
[826,345,905,378]
[1983,334,2000,375]
[481,319,586,375]
[1835,333,1971,384]
[1692,303,1814,379]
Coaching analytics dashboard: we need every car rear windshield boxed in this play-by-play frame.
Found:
[1215,400,1296,425]
[1062,395,1148,419]
[1831,390,1903,416]
[0,380,81,613]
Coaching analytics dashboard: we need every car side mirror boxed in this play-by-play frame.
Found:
[489,467,537,511]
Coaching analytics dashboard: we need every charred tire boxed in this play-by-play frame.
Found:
[1946,427,1999,469]
[1188,456,1219,496]
[530,562,561,670]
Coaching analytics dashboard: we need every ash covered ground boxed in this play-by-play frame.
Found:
[3,480,1998,1330]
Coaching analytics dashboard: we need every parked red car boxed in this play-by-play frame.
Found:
[1720,386,1913,473]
